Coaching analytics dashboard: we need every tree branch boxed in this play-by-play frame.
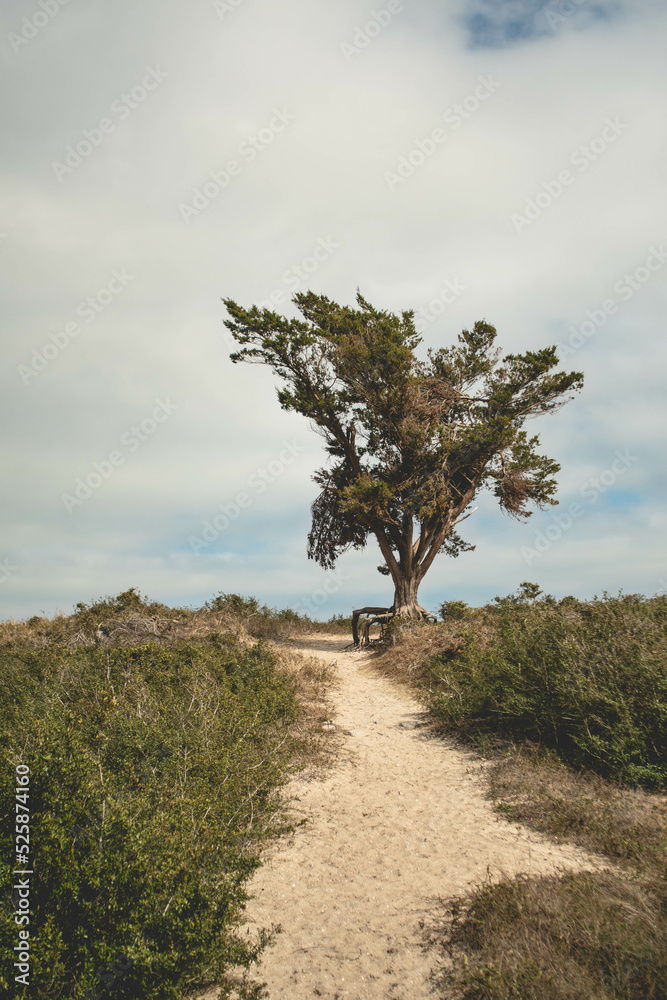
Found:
[452,506,478,527]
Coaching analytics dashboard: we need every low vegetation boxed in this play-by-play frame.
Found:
[3,584,665,999]
[0,590,337,999]
[0,589,348,651]
[438,869,666,1000]
[429,587,667,787]
[376,585,667,1000]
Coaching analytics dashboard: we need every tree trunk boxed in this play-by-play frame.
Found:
[391,571,422,618]
[367,529,434,641]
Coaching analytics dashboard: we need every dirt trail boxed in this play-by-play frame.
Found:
[236,635,602,999]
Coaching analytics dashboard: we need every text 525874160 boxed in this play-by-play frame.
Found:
[13,763,31,986]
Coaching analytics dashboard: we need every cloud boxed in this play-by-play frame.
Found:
[1,0,666,618]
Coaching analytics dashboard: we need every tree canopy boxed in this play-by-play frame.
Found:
[223,290,583,621]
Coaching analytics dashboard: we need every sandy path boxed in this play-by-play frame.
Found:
[235,635,601,1000]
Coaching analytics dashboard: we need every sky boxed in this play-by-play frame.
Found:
[1,0,666,621]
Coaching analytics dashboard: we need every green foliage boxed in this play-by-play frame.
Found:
[72,587,173,632]
[493,581,545,606]
[326,613,354,631]
[205,592,308,638]
[426,593,667,787]
[223,291,583,598]
[74,586,166,618]
[0,634,301,998]
[438,599,471,621]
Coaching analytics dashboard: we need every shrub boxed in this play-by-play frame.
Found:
[205,593,309,640]
[326,613,353,631]
[74,586,170,620]
[426,594,667,787]
[438,600,471,621]
[376,590,667,1000]
[0,635,300,998]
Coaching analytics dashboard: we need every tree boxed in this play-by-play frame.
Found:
[223,290,583,641]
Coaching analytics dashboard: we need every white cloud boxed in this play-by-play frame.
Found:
[1,0,666,618]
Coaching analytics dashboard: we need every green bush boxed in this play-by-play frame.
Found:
[438,600,471,621]
[70,587,177,637]
[0,635,300,998]
[205,593,309,639]
[326,614,353,631]
[426,594,667,787]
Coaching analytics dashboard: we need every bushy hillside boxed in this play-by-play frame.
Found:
[376,586,667,1000]
[428,589,667,788]
[0,590,336,999]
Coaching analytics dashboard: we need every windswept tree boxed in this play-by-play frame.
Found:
[223,291,583,637]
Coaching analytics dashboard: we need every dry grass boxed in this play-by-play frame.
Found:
[435,869,667,1000]
[487,746,667,872]
[371,613,498,680]
[0,590,350,652]
[0,608,300,650]
[0,608,240,648]
[269,646,340,777]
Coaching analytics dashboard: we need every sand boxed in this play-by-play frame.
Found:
[210,635,604,999]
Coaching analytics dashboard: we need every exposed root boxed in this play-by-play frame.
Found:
[352,605,438,647]
[351,606,392,646]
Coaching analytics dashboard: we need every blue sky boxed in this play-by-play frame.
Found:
[1,0,666,620]
[462,0,623,48]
